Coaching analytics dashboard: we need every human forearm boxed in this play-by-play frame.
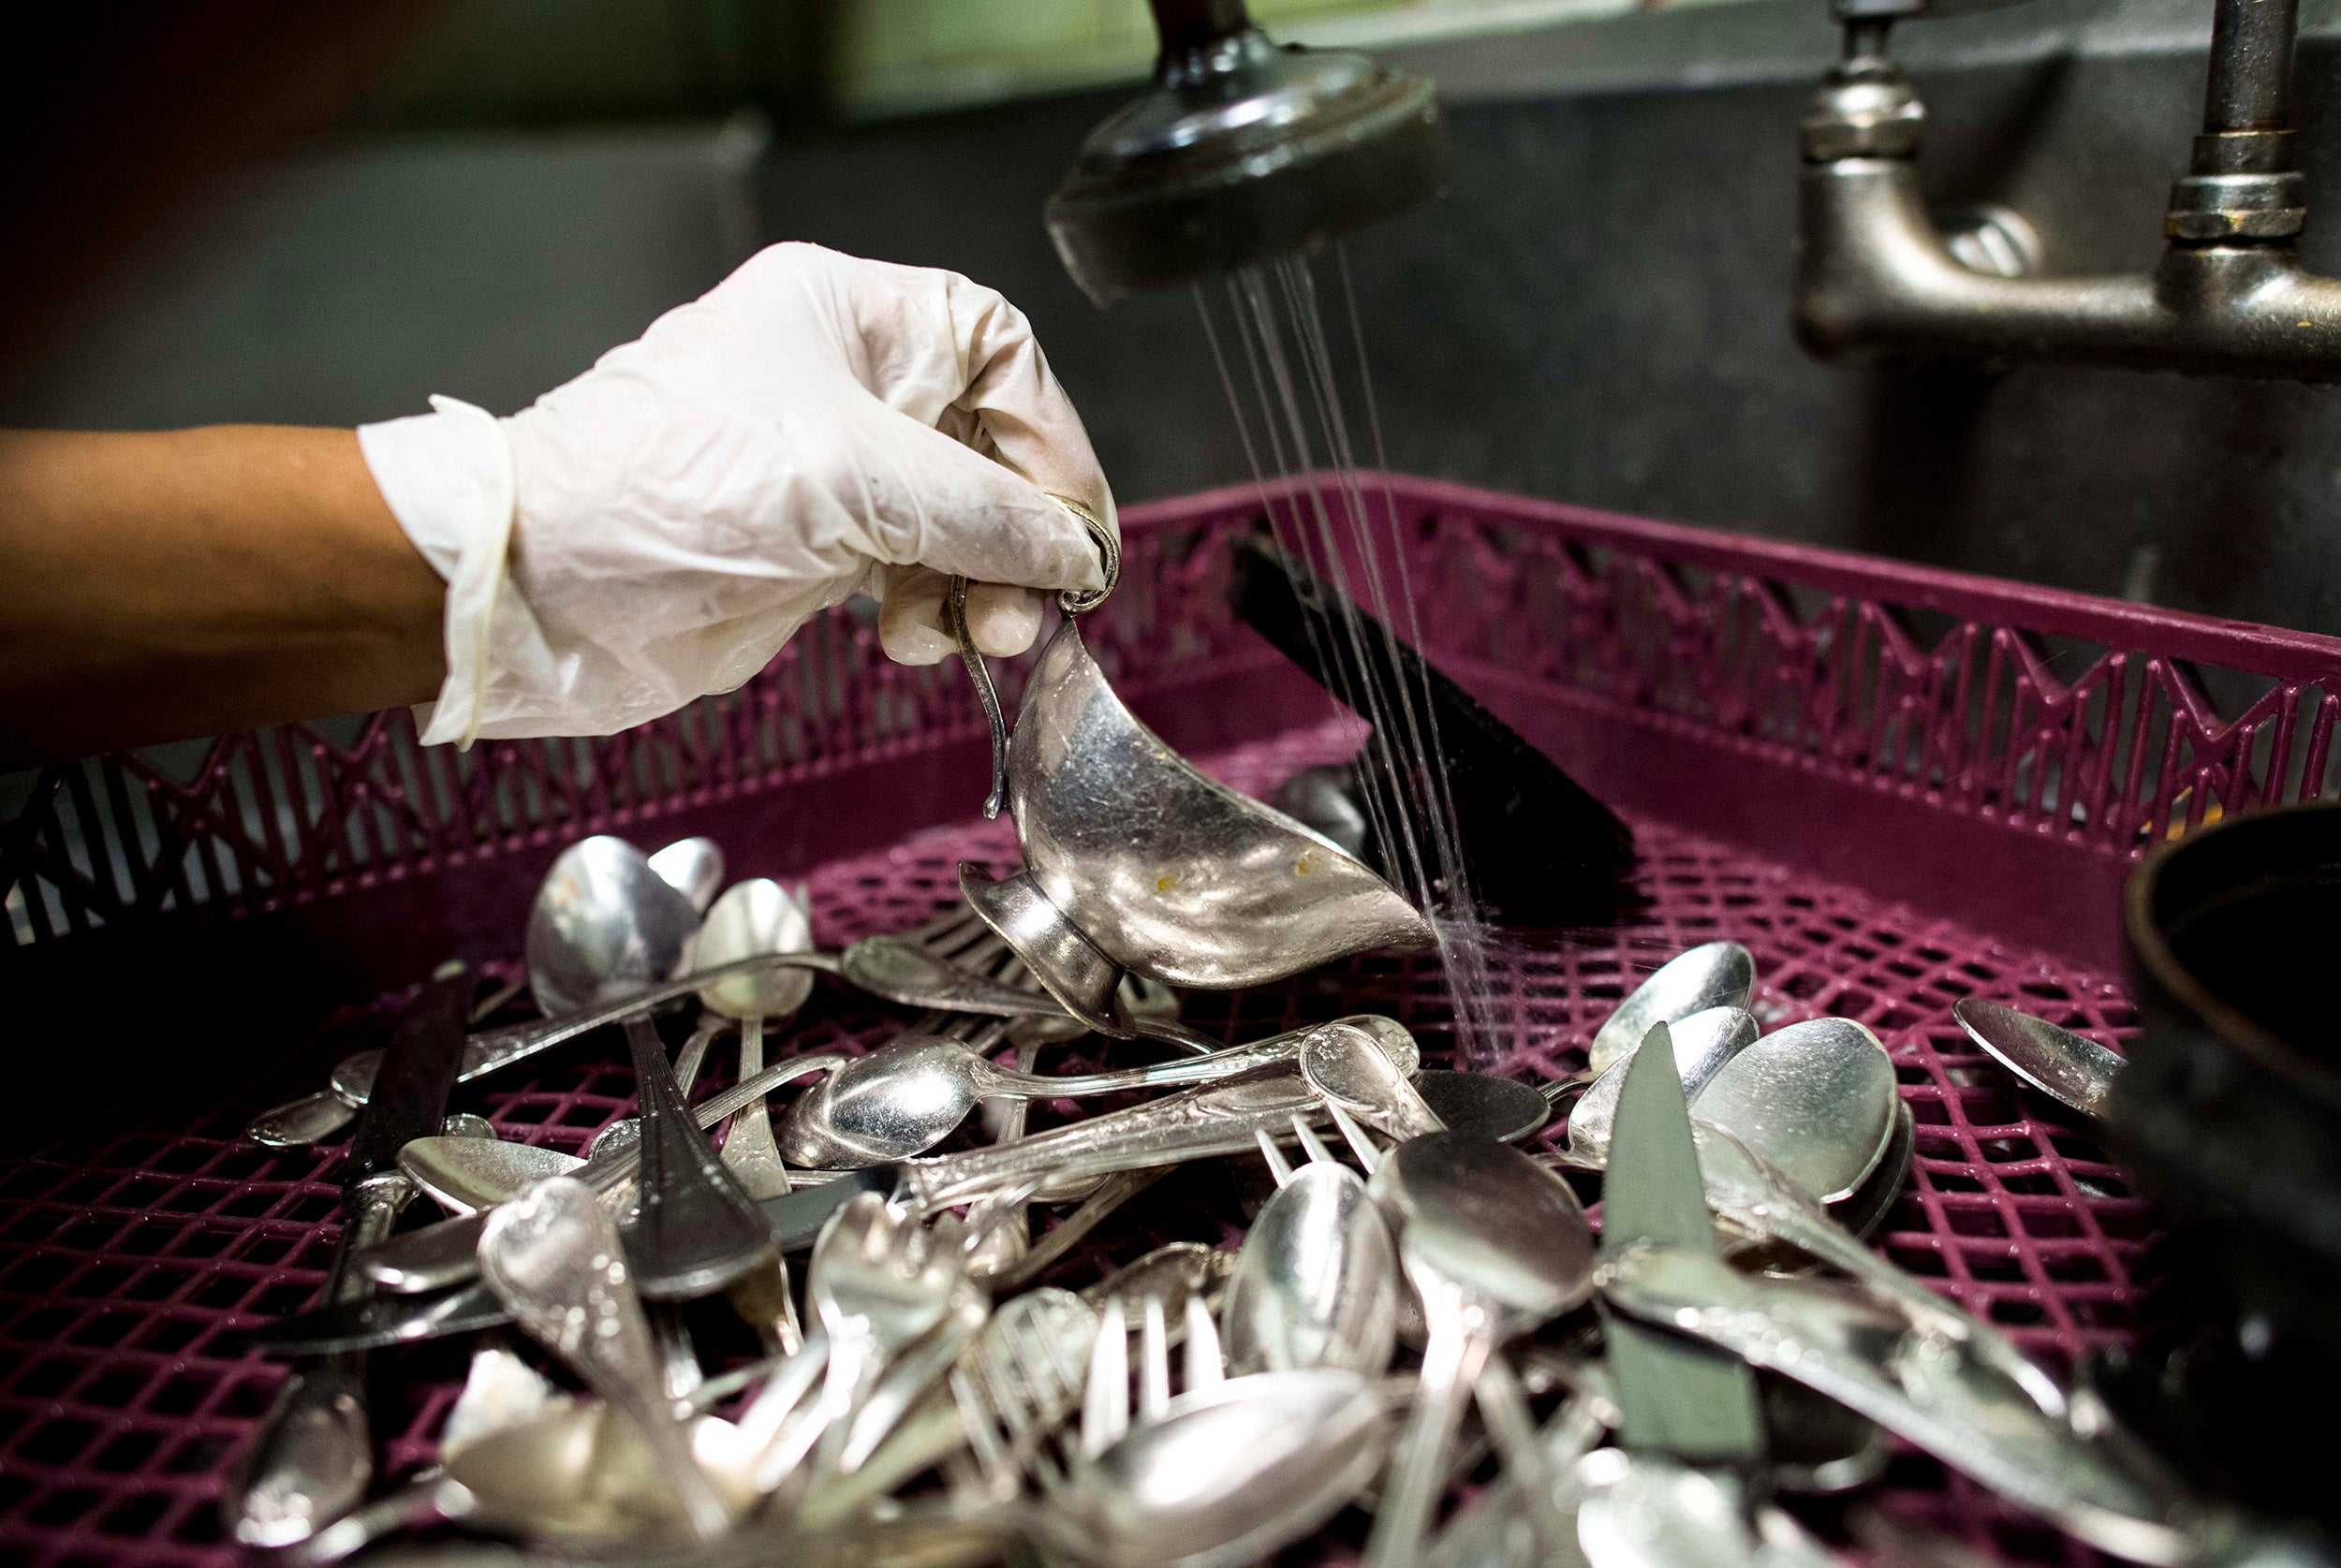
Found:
[0,425,446,766]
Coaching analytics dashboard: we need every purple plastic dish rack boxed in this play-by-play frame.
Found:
[6,472,2341,1568]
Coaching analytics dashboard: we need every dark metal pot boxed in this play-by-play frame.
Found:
[2115,800,2341,1516]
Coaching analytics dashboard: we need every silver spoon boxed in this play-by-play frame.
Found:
[401,1137,584,1216]
[1562,1006,1759,1165]
[779,1020,1389,1170]
[1951,997,2122,1119]
[1366,1133,1599,1568]
[1222,1117,1399,1375]
[1048,1369,1394,1568]
[1587,942,1756,1077]
[697,879,817,1201]
[1687,1016,1897,1204]
[476,1176,734,1540]
[645,837,726,916]
[526,836,703,1017]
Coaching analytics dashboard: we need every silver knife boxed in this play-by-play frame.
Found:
[221,964,476,1546]
[1595,1020,1766,1463]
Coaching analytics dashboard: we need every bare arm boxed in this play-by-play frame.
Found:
[0,426,447,768]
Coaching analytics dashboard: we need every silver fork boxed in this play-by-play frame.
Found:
[745,1194,969,1496]
[1073,1290,1227,1470]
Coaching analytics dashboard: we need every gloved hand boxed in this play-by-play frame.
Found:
[358,242,1114,747]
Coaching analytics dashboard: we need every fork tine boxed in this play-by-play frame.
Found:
[1290,1113,1336,1168]
[1140,1297,1171,1422]
[1324,1100,1385,1172]
[1081,1298,1128,1459]
[951,1365,1012,1495]
[1255,1128,1295,1188]
[1183,1296,1224,1392]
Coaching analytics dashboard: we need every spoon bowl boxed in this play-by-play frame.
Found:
[1569,1006,1759,1163]
[524,837,701,1018]
[1951,998,2122,1120]
[444,1401,755,1547]
[1053,1370,1392,1568]
[1372,1132,1597,1318]
[777,1036,977,1169]
[1589,943,1757,1076]
[1223,1162,1398,1374]
[399,1137,584,1217]
[645,837,726,916]
[1416,1071,1551,1145]
[1691,1017,1896,1204]
[696,880,816,1022]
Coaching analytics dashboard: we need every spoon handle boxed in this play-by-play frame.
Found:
[354,1054,842,1297]
[901,1068,1321,1211]
[1366,1278,1496,1568]
[624,1017,779,1300]
[721,1017,796,1202]
[998,1033,1298,1097]
[331,952,838,1106]
[478,1179,732,1542]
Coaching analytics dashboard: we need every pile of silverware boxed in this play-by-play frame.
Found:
[225,621,2230,1568]
[228,850,2208,1568]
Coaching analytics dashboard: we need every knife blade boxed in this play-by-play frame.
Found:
[222,965,478,1546]
[251,1165,895,1356]
[1596,1019,1766,1463]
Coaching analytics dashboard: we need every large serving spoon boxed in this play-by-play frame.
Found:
[1365,1133,1600,1568]
[778,1020,1396,1170]
[1951,998,2122,1120]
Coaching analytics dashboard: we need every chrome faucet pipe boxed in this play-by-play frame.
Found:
[1792,0,2341,380]
[2202,0,2295,133]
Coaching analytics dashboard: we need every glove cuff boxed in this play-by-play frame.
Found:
[357,397,519,750]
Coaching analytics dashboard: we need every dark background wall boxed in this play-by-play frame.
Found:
[7,0,2340,643]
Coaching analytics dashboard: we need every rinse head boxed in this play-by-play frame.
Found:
[1047,14,1449,307]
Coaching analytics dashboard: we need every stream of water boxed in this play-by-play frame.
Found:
[1196,245,1501,1063]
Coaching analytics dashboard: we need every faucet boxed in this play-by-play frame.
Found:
[1795,0,2341,378]
[1047,0,1448,306]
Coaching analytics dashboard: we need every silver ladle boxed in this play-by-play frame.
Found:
[778,1019,1405,1170]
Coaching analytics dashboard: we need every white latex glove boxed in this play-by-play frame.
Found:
[358,242,1115,747]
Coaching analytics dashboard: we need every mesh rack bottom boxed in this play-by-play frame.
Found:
[0,716,2155,1568]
